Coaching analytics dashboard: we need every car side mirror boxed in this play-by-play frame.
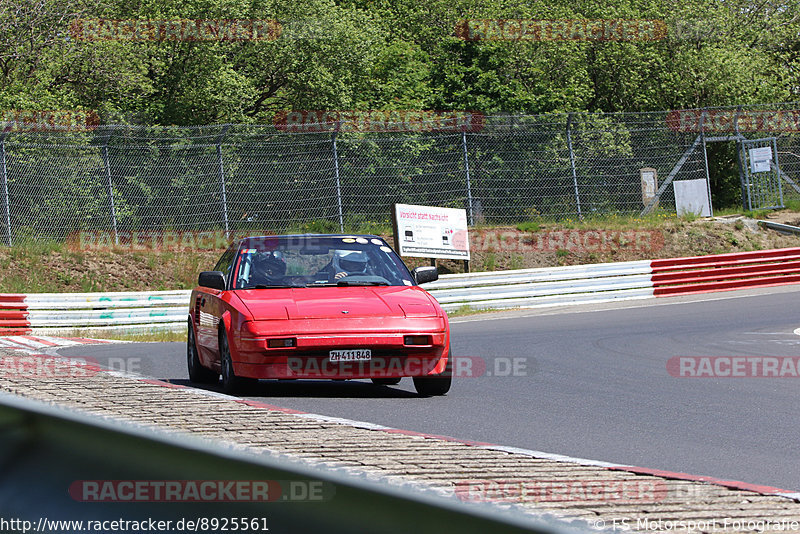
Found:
[412,266,438,285]
[198,271,226,290]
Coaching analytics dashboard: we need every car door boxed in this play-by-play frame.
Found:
[195,243,237,367]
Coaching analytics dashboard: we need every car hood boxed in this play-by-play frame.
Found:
[234,285,440,320]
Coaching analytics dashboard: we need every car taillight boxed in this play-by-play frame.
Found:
[404,335,431,346]
[267,338,296,348]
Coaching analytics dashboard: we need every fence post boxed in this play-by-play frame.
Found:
[462,130,474,226]
[99,134,119,246]
[216,125,231,237]
[332,125,344,232]
[734,106,751,211]
[0,133,11,246]
[566,113,583,220]
[700,109,714,217]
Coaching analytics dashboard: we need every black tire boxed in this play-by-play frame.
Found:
[219,328,257,394]
[413,353,452,396]
[187,320,218,384]
[371,377,401,386]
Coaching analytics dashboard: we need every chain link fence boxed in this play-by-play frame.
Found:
[1,104,799,244]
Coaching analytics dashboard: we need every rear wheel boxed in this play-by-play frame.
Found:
[372,377,401,386]
[220,328,257,394]
[413,352,452,396]
[187,320,218,384]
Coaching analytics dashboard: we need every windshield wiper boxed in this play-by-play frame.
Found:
[336,280,390,286]
[251,282,306,289]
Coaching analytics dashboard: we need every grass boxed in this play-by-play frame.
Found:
[517,210,679,231]
[784,199,800,212]
[516,221,540,232]
[714,205,771,219]
[89,329,187,342]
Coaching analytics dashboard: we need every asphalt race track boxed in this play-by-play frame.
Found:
[58,285,800,490]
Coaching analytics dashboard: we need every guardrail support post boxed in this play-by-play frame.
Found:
[0,133,11,246]
[100,140,119,246]
[462,130,474,226]
[567,113,582,220]
[332,125,344,232]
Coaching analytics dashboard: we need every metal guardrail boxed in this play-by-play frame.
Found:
[0,261,656,334]
[650,247,800,296]
[428,260,655,311]
[0,392,584,534]
[0,290,189,334]
[758,220,800,236]
[2,248,800,334]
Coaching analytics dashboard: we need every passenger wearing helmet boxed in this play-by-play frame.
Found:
[252,251,287,285]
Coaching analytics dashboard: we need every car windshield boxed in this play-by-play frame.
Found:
[231,236,415,289]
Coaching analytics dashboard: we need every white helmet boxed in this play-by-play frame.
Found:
[333,250,368,274]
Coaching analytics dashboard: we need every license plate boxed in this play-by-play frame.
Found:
[329,349,372,362]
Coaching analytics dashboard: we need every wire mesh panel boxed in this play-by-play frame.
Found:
[2,104,800,243]
[776,133,800,203]
[337,132,467,227]
[740,138,784,210]
[4,141,110,240]
[225,131,339,233]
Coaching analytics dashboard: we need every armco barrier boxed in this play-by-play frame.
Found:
[0,290,189,335]
[1,248,799,334]
[427,260,656,311]
[650,247,800,296]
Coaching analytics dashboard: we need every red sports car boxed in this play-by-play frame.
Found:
[187,234,451,396]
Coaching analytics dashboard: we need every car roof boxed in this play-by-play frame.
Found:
[238,234,383,246]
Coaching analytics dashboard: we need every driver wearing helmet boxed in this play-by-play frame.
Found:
[252,251,287,285]
[324,250,369,280]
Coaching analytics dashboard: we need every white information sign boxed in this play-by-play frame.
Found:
[394,204,470,260]
[640,167,657,206]
[674,179,711,217]
[749,146,773,173]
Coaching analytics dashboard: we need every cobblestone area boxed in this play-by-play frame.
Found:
[1,347,799,533]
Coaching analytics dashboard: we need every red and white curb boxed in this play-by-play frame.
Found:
[0,335,123,353]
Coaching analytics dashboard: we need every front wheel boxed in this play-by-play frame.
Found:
[220,328,257,394]
[187,320,218,384]
[413,353,452,396]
